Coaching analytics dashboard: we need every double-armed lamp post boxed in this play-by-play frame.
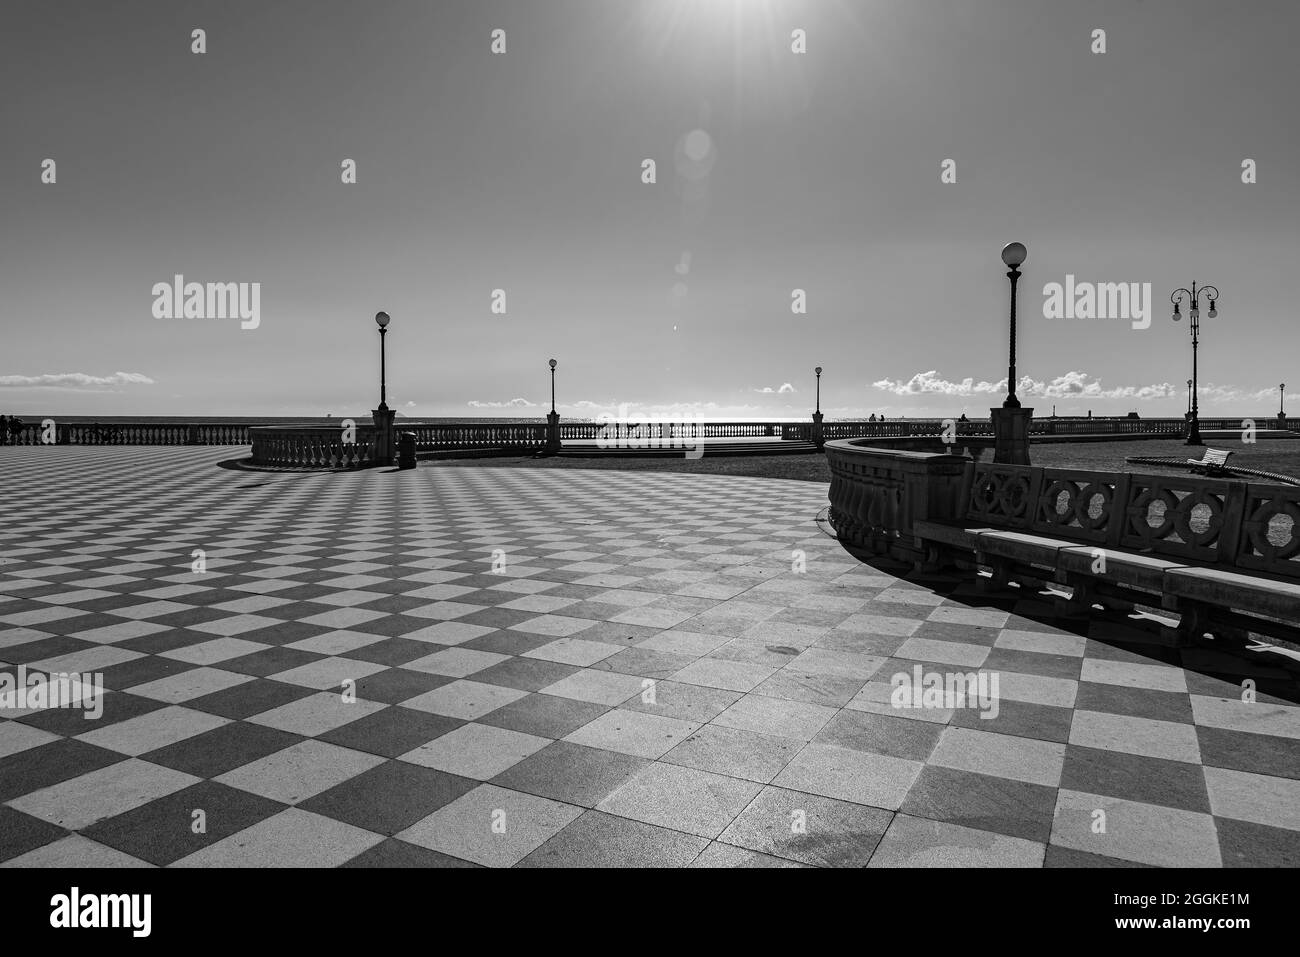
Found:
[1170,282,1218,446]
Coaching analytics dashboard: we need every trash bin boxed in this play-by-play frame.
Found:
[398,431,417,469]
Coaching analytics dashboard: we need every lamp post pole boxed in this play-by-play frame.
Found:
[811,366,824,448]
[1170,282,1218,447]
[991,243,1031,464]
[372,311,395,465]
[546,358,560,454]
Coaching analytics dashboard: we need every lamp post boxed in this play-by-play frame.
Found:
[546,358,560,454]
[375,311,390,410]
[991,243,1032,464]
[1280,383,1287,419]
[371,310,395,465]
[811,366,824,448]
[1186,379,1193,417]
[1170,282,1218,446]
[1001,242,1027,408]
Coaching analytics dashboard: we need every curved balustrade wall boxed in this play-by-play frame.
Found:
[826,438,1300,578]
[248,426,375,469]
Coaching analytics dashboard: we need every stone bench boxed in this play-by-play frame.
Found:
[912,463,1300,645]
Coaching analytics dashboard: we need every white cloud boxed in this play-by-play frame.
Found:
[871,369,1177,401]
[0,371,155,390]
[466,397,537,409]
[754,383,797,394]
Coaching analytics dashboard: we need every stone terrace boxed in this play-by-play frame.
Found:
[1,446,1297,867]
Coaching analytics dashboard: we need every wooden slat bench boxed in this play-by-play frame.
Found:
[1188,448,1233,475]
[913,461,1300,644]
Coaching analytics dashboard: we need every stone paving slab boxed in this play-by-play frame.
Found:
[1,446,1299,867]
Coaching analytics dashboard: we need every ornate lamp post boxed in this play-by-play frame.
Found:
[1280,383,1287,418]
[546,358,560,454]
[992,242,1032,464]
[811,366,824,448]
[1001,242,1027,408]
[371,311,395,465]
[1186,379,1193,417]
[375,311,390,410]
[1170,282,1218,446]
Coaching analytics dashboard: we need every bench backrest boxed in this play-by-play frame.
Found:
[960,462,1300,579]
[1202,449,1231,466]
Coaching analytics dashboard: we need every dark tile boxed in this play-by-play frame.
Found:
[299,761,477,835]
[982,646,1082,681]
[1060,745,1210,814]
[222,645,324,677]
[900,765,1057,843]
[142,721,302,777]
[236,620,334,646]
[478,693,609,739]
[1196,726,1300,780]
[1216,816,1300,867]
[949,696,1074,743]
[492,741,647,807]
[0,804,67,863]
[18,691,166,735]
[718,786,892,867]
[0,739,126,802]
[341,637,434,666]
[1074,681,1193,724]
[519,810,707,867]
[97,655,196,691]
[1044,844,1152,867]
[2,635,90,664]
[590,648,696,680]
[352,668,452,704]
[342,837,481,868]
[462,630,554,656]
[473,656,580,692]
[82,781,285,866]
[813,710,942,762]
[186,678,316,720]
[319,708,462,757]
[457,607,538,630]
[118,628,214,655]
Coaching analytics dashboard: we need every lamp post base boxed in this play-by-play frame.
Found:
[811,411,824,448]
[371,407,397,466]
[545,411,561,455]
[1185,416,1204,446]
[990,406,1033,465]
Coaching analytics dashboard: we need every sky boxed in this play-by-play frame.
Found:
[1,0,1297,420]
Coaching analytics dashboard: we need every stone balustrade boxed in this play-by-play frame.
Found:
[825,439,1300,580]
[248,426,375,469]
[5,421,252,446]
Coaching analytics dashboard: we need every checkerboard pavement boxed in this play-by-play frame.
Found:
[2,445,1299,868]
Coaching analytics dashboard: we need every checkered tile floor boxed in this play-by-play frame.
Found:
[2,446,1298,868]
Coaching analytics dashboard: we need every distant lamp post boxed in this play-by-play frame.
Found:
[1170,282,1218,446]
[1281,383,1288,422]
[1186,379,1193,417]
[545,358,560,454]
[811,366,825,448]
[371,310,395,466]
[375,311,391,411]
[991,243,1032,465]
[1001,242,1027,408]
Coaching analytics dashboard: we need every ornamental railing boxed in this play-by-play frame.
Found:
[4,421,252,446]
[248,426,375,469]
[825,438,1300,579]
